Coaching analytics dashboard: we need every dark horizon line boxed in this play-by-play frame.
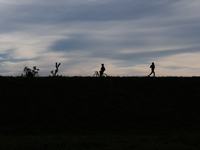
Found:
[1,75,200,78]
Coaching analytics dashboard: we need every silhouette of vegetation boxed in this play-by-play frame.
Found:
[50,62,61,77]
[22,66,39,77]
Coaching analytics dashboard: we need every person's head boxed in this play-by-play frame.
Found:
[101,64,104,66]
[152,62,154,64]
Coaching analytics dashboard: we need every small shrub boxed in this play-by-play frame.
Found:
[23,66,40,77]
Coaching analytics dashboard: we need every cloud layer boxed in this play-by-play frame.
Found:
[0,0,200,76]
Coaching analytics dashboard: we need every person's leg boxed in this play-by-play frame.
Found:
[148,72,152,77]
[99,71,103,77]
[152,69,155,77]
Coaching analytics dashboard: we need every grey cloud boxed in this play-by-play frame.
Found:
[49,20,200,53]
[49,30,200,64]
[164,66,188,70]
[68,0,179,21]
[118,47,200,61]
[0,52,35,63]
[49,35,145,54]
[1,0,197,37]
[4,0,180,25]
[90,47,200,61]
[49,34,105,52]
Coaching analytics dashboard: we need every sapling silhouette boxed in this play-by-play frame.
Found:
[23,66,40,77]
[50,62,61,76]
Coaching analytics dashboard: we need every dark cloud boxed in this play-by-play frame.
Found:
[4,0,179,25]
[49,34,106,52]
[89,46,200,61]
[0,52,34,63]
[164,66,188,70]
[49,34,148,57]
[119,47,200,61]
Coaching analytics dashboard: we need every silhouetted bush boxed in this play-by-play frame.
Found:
[23,66,40,77]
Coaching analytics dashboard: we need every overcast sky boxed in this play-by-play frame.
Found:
[0,0,200,76]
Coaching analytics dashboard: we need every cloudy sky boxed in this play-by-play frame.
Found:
[0,0,200,76]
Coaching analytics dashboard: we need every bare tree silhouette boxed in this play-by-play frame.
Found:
[50,62,61,77]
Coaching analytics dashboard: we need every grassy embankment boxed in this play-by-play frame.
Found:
[0,77,200,149]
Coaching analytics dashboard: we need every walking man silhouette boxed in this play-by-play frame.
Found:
[99,64,105,77]
[148,62,155,77]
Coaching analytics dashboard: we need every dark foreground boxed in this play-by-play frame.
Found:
[0,77,200,149]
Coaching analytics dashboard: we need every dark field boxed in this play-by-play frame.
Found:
[0,77,200,149]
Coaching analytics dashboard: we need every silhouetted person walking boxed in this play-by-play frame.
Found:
[100,64,105,77]
[148,62,155,77]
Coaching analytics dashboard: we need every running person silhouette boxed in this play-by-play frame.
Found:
[148,62,155,77]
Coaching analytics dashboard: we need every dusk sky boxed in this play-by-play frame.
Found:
[0,0,200,76]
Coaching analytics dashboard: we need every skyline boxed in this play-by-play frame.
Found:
[0,0,200,76]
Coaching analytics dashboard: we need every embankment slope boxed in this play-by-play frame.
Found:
[1,77,200,135]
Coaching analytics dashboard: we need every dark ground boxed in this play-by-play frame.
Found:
[0,76,200,149]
